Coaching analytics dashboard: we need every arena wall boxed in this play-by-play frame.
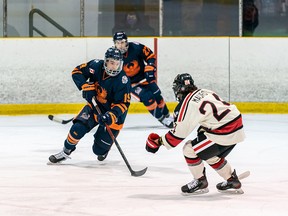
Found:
[0,37,287,114]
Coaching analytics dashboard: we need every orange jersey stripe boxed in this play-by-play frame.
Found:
[157,99,165,109]
[146,101,157,111]
[109,123,123,130]
[146,53,155,60]
[112,103,128,113]
[72,68,82,75]
[144,65,155,72]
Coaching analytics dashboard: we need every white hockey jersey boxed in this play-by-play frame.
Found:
[161,89,245,149]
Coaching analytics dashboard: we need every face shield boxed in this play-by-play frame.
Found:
[104,58,124,76]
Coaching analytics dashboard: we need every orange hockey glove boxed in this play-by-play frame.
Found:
[82,82,96,103]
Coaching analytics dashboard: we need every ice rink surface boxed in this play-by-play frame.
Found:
[0,113,288,216]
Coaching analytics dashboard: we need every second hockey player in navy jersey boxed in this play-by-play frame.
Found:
[49,47,131,163]
[113,31,173,128]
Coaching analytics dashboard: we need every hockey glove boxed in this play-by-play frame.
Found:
[144,63,156,83]
[97,111,117,126]
[146,133,161,153]
[82,82,96,103]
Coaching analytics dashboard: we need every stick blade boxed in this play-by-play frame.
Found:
[62,118,73,124]
[131,167,148,177]
[238,170,250,180]
[48,115,62,123]
[48,114,54,121]
[48,115,73,124]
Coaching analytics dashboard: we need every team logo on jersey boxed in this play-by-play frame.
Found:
[123,60,140,77]
[122,75,128,84]
[95,82,107,104]
[89,68,95,74]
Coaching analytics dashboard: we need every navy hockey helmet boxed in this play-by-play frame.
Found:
[113,31,129,54]
[113,31,128,41]
[172,73,196,101]
[104,47,123,76]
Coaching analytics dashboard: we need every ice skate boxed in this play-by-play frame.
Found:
[97,152,108,161]
[181,168,209,195]
[216,169,244,194]
[48,147,74,164]
[158,114,174,128]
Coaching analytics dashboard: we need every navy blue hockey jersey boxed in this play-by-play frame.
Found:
[71,59,131,130]
[122,42,155,84]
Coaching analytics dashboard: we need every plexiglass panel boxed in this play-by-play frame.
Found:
[1,0,287,37]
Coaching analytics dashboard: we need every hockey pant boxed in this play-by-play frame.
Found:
[132,82,169,119]
[64,104,119,156]
[183,131,236,180]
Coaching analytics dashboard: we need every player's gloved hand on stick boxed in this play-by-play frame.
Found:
[146,133,161,153]
[144,63,156,83]
[82,82,96,103]
[97,111,116,126]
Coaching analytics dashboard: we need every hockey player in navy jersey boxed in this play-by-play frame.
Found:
[49,47,131,163]
[145,73,246,195]
[112,31,173,128]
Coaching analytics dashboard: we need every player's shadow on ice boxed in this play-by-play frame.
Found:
[128,193,232,201]
[123,125,166,130]
[47,160,122,169]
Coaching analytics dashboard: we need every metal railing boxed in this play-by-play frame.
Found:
[29,8,73,37]
[2,0,8,37]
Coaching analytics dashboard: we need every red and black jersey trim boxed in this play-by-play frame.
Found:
[164,131,184,148]
[205,114,243,135]
[177,89,201,122]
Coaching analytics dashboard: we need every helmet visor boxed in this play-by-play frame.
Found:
[104,58,123,76]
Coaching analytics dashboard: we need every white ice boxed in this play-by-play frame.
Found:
[0,114,288,216]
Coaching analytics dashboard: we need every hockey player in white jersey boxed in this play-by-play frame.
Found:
[145,73,246,195]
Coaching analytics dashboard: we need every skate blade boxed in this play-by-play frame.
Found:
[181,188,209,196]
[47,161,59,165]
[218,188,244,194]
[46,161,65,165]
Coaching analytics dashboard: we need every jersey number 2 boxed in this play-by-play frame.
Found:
[199,93,231,121]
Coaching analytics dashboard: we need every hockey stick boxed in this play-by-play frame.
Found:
[92,97,148,177]
[48,115,73,124]
[131,78,147,88]
[238,170,250,180]
[131,78,147,101]
[47,79,146,124]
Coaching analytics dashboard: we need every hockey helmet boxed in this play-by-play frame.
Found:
[172,73,196,101]
[104,47,123,76]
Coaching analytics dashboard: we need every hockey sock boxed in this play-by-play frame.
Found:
[208,158,232,180]
[64,122,89,151]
